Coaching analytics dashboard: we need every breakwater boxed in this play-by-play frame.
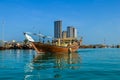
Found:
[1,41,33,50]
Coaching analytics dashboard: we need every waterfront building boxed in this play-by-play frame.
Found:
[67,26,77,38]
[62,31,67,39]
[54,20,62,39]
[67,26,73,38]
[73,28,77,38]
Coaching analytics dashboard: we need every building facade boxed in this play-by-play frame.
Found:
[67,26,73,38]
[62,31,67,39]
[54,20,62,39]
[73,28,77,38]
[67,26,77,38]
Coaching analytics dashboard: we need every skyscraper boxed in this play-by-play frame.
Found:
[54,20,62,39]
[67,26,74,38]
[67,26,77,38]
[73,28,77,38]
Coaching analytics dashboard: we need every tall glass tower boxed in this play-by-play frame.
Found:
[67,26,77,38]
[67,26,74,38]
[54,20,62,39]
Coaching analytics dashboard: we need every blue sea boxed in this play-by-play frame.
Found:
[0,48,120,80]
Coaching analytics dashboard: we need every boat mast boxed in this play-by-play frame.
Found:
[38,31,41,42]
[2,20,4,41]
[1,21,4,47]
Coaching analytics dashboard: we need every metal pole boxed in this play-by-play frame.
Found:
[2,20,4,41]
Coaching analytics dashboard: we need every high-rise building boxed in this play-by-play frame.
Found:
[62,31,67,39]
[54,20,62,39]
[73,28,77,38]
[67,26,77,38]
[67,26,73,38]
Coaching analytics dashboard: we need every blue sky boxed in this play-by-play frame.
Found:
[0,0,120,45]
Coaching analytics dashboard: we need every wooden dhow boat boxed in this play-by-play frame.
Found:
[31,42,79,53]
[24,32,79,53]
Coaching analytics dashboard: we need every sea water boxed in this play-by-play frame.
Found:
[0,48,120,80]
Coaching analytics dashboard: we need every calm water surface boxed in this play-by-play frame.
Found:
[0,48,120,80]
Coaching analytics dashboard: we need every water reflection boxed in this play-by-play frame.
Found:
[25,52,81,79]
[33,52,81,69]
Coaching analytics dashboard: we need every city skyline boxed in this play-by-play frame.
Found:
[0,0,120,45]
[54,20,77,39]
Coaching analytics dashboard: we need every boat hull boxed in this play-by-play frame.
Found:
[31,42,79,53]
